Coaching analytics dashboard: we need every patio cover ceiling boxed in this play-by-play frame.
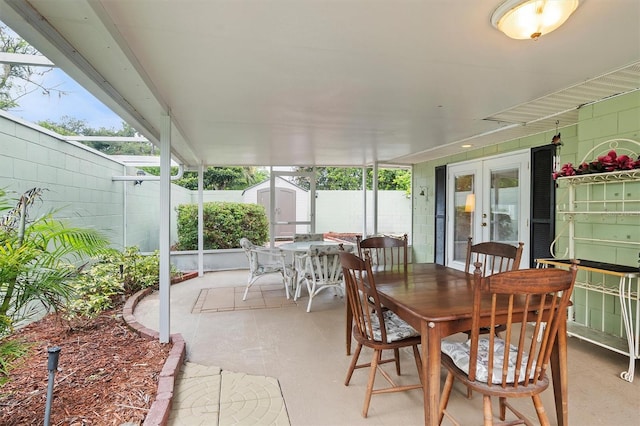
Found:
[1,0,639,168]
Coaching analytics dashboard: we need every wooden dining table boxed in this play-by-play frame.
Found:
[368,263,569,426]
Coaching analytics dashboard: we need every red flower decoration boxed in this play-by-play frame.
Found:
[554,149,640,179]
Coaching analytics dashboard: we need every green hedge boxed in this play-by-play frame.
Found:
[175,202,269,250]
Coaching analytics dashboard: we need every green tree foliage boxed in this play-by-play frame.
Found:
[38,116,150,155]
[292,167,411,192]
[175,202,269,250]
[143,166,269,190]
[0,188,110,336]
[0,24,63,110]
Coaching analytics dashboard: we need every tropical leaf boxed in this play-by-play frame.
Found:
[0,188,110,335]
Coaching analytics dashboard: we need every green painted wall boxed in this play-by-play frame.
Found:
[412,91,640,340]
[411,124,579,263]
[412,91,639,262]
[555,91,640,338]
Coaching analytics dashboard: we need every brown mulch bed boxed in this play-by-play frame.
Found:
[0,308,171,425]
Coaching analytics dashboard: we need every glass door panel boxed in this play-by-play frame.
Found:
[482,154,529,260]
[487,167,519,244]
[453,173,474,263]
[447,162,480,271]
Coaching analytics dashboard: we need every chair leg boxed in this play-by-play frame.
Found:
[306,293,313,312]
[242,286,250,301]
[393,348,401,375]
[345,343,363,385]
[532,394,551,426]
[346,303,353,356]
[306,280,315,312]
[499,397,506,420]
[482,395,493,426]
[294,277,304,301]
[411,345,423,386]
[242,275,256,301]
[362,349,381,418]
[467,386,473,399]
[439,372,455,425]
[282,272,291,299]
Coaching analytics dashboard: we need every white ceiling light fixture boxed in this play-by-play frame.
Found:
[491,0,581,40]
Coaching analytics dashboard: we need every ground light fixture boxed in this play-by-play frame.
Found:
[44,346,61,426]
[491,0,581,40]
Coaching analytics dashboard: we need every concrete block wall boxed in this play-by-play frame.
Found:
[0,112,188,252]
[555,91,640,338]
[0,114,127,247]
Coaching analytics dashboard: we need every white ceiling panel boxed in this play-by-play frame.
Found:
[1,0,638,167]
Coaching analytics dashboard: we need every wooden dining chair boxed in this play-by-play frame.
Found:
[465,237,524,276]
[439,260,578,426]
[463,237,525,399]
[339,251,423,418]
[346,233,408,355]
[356,234,408,270]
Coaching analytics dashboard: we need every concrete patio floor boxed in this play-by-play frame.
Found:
[133,270,640,425]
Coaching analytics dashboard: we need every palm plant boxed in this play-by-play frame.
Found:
[0,188,110,335]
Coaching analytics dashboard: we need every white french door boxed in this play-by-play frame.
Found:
[446,151,530,271]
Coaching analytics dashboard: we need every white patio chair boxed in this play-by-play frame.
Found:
[239,238,290,300]
[296,244,352,312]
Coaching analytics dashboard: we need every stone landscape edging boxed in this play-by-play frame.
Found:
[122,284,189,426]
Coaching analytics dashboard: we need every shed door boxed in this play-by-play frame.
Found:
[258,188,296,239]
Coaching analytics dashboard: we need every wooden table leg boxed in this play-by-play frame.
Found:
[422,321,440,426]
[550,314,569,426]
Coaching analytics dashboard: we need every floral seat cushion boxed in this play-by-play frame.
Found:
[441,338,535,384]
[369,310,419,343]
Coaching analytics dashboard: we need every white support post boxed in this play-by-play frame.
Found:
[159,114,171,343]
[373,162,379,235]
[270,168,276,248]
[198,163,204,277]
[310,167,316,233]
[362,166,367,237]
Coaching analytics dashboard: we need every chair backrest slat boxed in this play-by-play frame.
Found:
[465,237,524,276]
[356,234,408,270]
[305,244,345,283]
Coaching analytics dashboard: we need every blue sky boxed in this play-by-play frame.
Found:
[8,67,125,130]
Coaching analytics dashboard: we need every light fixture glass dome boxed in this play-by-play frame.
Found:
[491,0,580,40]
